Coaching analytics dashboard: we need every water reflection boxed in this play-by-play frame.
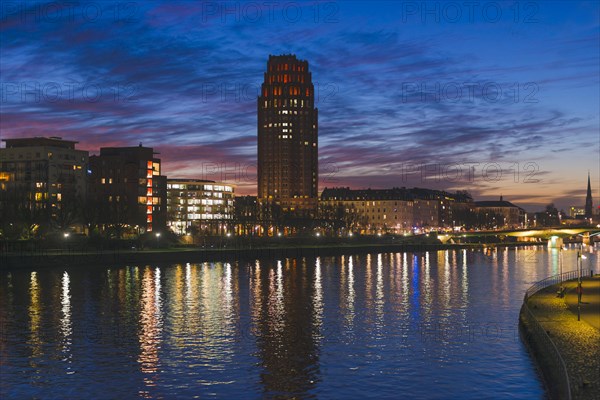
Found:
[313,258,323,342]
[253,259,320,398]
[3,248,595,398]
[28,272,42,364]
[346,256,355,331]
[138,267,162,397]
[375,254,384,331]
[60,272,73,372]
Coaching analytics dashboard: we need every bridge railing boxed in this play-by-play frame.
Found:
[521,268,591,400]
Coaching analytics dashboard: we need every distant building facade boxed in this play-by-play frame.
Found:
[320,187,460,234]
[409,188,473,228]
[234,195,259,236]
[166,179,234,235]
[89,145,166,234]
[585,173,593,220]
[569,206,586,219]
[474,197,525,228]
[258,54,318,215]
[0,137,89,233]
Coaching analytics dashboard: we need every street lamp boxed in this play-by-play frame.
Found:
[63,232,70,253]
[577,249,584,321]
[155,232,161,247]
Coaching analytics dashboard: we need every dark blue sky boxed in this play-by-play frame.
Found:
[1,1,598,211]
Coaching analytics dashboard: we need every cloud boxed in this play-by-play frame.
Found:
[1,1,598,211]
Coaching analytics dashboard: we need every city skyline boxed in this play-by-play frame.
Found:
[1,1,599,213]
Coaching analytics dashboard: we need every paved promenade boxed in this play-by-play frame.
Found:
[526,276,600,400]
[563,275,600,330]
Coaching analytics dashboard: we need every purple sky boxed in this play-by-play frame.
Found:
[1,1,598,212]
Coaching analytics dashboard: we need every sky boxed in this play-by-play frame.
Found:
[1,0,598,212]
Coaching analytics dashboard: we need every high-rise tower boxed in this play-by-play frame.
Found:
[585,172,593,219]
[258,54,318,215]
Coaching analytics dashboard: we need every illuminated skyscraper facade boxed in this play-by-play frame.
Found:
[258,54,318,214]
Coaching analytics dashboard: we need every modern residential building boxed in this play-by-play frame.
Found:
[0,137,89,233]
[89,145,166,234]
[257,54,318,215]
[166,179,234,235]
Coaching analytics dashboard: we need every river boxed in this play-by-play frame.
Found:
[1,245,598,399]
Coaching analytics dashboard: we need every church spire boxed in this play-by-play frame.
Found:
[585,171,593,219]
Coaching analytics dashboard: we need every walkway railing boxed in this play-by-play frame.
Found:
[524,268,592,301]
[521,268,591,400]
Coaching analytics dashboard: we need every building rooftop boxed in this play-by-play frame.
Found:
[2,137,78,149]
[97,145,156,157]
[475,200,521,208]
[167,179,215,183]
[321,187,473,202]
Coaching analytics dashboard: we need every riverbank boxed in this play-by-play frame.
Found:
[0,241,544,270]
[520,276,600,400]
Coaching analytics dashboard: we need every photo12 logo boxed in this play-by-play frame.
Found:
[401,82,539,104]
[401,162,541,184]
[198,1,340,24]
[199,81,338,104]
[399,1,540,24]
[0,81,138,103]
[0,2,141,24]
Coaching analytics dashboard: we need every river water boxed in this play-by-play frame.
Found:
[1,245,598,399]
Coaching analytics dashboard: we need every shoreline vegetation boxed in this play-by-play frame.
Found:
[0,238,547,270]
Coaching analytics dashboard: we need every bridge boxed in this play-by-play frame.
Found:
[438,226,600,247]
